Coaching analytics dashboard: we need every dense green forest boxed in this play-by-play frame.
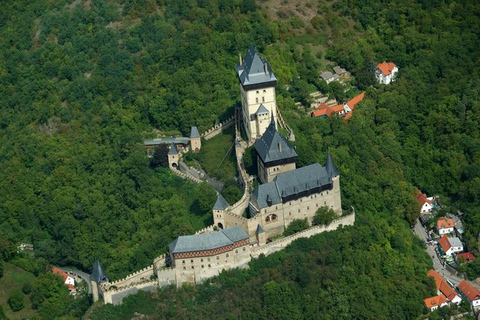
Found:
[1,0,479,318]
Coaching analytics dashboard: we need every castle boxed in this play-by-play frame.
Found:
[95,47,354,305]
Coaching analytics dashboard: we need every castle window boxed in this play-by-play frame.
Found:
[192,266,194,269]
[263,90,266,93]
[321,193,323,196]
[307,206,309,210]
[298,209,300,213]
[182,260,185,264]
[316,204,318,207]
[183,267,186,270]
[256,98,258,103]
[202,265,204,268]
[327,191,329,194]
[256,91,259,94]
[208,264,211,267]
[262,97,265,102]
[243,247,246,251]
[235,249,238,253]
[191,260,193,263]
[324,201,326,205]
[289,212,291,216]
[266,214,278,223]
[208,258,210,262]
[217,256,219,260]
[226,253,229,258]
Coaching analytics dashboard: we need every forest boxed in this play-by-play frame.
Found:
[0,0,479,318]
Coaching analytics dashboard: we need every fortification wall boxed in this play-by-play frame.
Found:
[224,210,248,230]
[171,167,202,184]
[108,265,155,288]
[153,254,167,270]
[276,108,290,133]
[250,213,355,258]
[156,267,176,287]
[203,115,235,140]
[103,280,159,305]
[195,225,215,235]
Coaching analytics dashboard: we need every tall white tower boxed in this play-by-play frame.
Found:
[236,46,277,142]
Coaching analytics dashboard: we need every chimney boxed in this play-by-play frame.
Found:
[239,53,243,65]
[278,142,282,152]
[264,63,269,76]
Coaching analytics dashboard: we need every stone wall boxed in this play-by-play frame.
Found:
[103,279,159,305]
[250,212,355,258]
[171,167,202,184]
[195,225,215,235]
[108,265,155,288]
[202,115,235,140]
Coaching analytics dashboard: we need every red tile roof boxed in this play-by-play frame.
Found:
[427,270,458,302]
[330,105,345,113]
[438,235,452,254]
[457,252,476,262]
[437,217,455,230]
[415,189,432,206]
[345,92,366,111]
[458,280,480,302]
[377,61,397,76]
[424,295,447,309]
[52,267,75,289]
[344,112,353,120]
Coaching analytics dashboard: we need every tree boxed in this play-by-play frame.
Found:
[8,290,24,312]
[0,305,8,320]
[0,260,3,279]
[313,206,337,226]
[151,144,169,167]
[284,219,309,236]
[195,183,217,214]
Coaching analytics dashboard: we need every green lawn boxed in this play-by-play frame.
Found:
[0,262,37,319]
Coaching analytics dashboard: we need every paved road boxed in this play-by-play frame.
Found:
[60,268,92,294]
[413,220,472,287]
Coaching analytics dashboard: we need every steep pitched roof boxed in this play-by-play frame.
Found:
[251,163,334,210]
[457,252,476,262]
[439,235,452,253]
[377,61,397,76]
[458,280,480,302]
[52,267,70,283]
[423,295,447,309]
[254,119,297,163]
[190,126,201,139]
[345,92,366,111]
[256,224,265,234]
[91,260,107,283]
[325,153,339,177]
[213,194,229,210]
[415,189,432,206]
[168,143,178,155]
[169,226,248,254]
[427,270,459,302]
[256,104,269,115]
[437,217,455,230]
[237,46,276,87]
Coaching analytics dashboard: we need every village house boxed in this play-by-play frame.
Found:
[311,92,365,120]
[436,217,455,235]
[320,71,339,84]
[424,295,448,311]
[415,189,434,215]
[333,66,349,77]
[375,61,398,84]
[52,267,76,293]
[458,280,480,310]
[438,235,463,256]
[456,252,476,263]
[427,270,463,306]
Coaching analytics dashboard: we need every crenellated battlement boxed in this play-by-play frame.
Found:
[202,115,235,140]
[195,225,216,235]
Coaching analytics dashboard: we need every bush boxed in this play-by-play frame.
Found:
[8,290,24,312]
[313,206,337,226]
[284,219,309,236]
[0,260,3,279]
[22,282,32,295]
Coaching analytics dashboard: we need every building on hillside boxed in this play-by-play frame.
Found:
[375,61,398,84]
[333,66,349,77]
[438,235,463,256]
[168,226,251,285]
[320,71,339,84]
[427,270,463,305]
[436,217,455,235]
[237,46,278,141]
[311,92,365,120]
[167,143,179,168]
[143,126,202,157]
[456,252,476,263]
[52,267,76,293]
[458,280,480,310]
[424,295,448,311]
[415,189,434,215]
[254,116,298,183]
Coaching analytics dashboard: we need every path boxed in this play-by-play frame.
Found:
[178,160,224,192]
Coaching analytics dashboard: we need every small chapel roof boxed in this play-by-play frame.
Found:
[254,116,297,164]
[236,46,276,87]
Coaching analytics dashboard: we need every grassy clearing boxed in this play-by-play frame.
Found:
[0,262,37,319]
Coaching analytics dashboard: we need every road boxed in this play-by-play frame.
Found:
[412,220,473,287]
[60,268,92,294]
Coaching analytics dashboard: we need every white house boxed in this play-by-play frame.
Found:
[438,235,463,256]
[415,189,433,215]
[436,217,455,236]
[375,61,398,84]
[458,280,480,310]
[427,270,463,305]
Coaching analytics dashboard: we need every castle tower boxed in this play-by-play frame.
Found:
[212,193,229,230]
[236,46,277,141]
[168,143,179,168]
[90,260,108,302]
[325,152,342,215]
[190,126,201,152]
[254,115,298,183]
[255,224,266,246]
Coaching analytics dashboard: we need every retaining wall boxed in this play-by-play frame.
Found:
[171,167,202,184]
[203,116,235,140]
[108,265,155,288]
[103,279,159,305]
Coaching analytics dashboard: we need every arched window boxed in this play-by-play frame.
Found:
[266,214,278,223]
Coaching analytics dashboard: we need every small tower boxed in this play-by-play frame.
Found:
[289,129,295,142]
[90,260,108,302]
[212,194,229,230]
[190,126,201,152]
[168,143,179,168]
[236,46,278,141]
[325,152,342,216]
[256,224,266,246]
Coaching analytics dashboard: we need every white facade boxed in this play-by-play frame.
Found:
[376,64,398,85]
[65,276,75,286]
[438,226,454,236]
[421,202,433,214]
[240,85,277,140]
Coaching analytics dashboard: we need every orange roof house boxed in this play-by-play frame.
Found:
[376,62,397,76]
[458,280,480,306]
[424,295,448,311]
[437,217,455,229]
[457,252,476,263]
[438,235,452,254]
[52,267,75,291]
[311,92,366,120]
[426,270,462,305]
[345,92,366,111]
[415,188,433,214]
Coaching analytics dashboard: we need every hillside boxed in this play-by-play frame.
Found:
[0,0,479,319]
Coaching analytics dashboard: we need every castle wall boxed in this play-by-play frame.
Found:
[190,137,201,152]
[103,280,159,305]
[202,115,235,141]
[108,265,155,289]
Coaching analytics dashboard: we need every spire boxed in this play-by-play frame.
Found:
[213,194,229,210]
[269,111,276,130]
[168,143,178,155]
[91,260,108,283]
[325,152,339,178]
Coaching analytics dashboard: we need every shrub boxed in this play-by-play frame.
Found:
[8,289,24,312]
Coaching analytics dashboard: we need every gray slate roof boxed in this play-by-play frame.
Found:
[256,224,265,234]
[144,137,190,146]
[333,66,347,75]
[325,153,339,177]
[168,143,178,155]
[320,71,339,82]
[237,46,277,87]
[169,226,249,254]
[449,237,463,248]
[190,126,201,139]
[213,194,229,210]
[254,118,297,163]
[251,163,335,210]
[91,260,107,283]
[256,104,269,115]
